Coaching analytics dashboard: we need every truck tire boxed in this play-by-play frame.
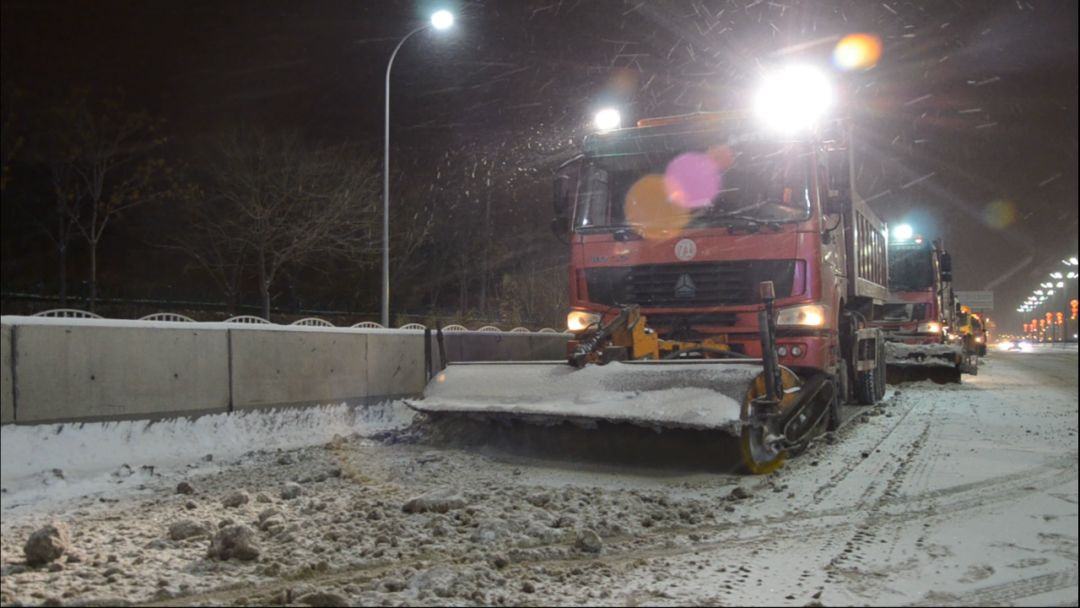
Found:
[855,337,884,405]
[874,338,887,401]
[826,376,843,431]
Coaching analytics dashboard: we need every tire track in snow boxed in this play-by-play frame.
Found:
[909,568,1080,606]
[810,389,921,505]
[142,451,1076,607]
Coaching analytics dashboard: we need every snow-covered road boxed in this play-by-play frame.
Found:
[1,349,1076,606]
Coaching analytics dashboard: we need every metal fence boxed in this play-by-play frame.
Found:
[25,308,564,333]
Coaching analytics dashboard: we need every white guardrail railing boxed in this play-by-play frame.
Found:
[31,309,563,333]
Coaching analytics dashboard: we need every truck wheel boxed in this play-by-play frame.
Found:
[874,338,887,401]
[826,377,842,431]
[855,338,883,405]
[855,366,877,405]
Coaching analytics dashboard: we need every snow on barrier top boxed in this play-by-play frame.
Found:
[224,315,271,324]
[138,312,196,323]
[290,317,334,327]
[31,309,103,319]
[5,313,560,334]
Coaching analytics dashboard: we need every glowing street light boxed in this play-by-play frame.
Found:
[1050,271,1064,279]
[430,10,454,30]
[753,65,833,133]
[594,108,621,131]
[1057,281,1065,288]
[891,224,914,242]
[382,9,455,327]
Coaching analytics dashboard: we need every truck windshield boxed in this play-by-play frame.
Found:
[889,247,935,291]
[573,141,812,232]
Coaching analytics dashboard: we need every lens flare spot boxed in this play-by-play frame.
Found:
[624,174,690,239]
[833,33,882,71]
[982,199,1016,229]
[708,145,735,172]
[664,152,720,209]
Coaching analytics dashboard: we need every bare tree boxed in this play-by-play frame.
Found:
[44,161,82,306]
[192,128,382,320]
[51,90,169,311]
[0,82,23,193]
[164,181,249,314]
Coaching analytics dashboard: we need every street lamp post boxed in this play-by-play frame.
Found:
[382,10,454,328]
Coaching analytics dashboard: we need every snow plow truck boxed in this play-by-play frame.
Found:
[874,235,974,384]
[411,70,890,474]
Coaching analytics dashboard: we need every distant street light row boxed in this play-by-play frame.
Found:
[1016,255,1078,315]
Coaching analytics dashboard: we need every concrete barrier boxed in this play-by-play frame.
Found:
[441,331,568,363]
[229,328,370,410]
[366,332,428,401]
[1,324,12,424]
[0,316,570,425]
[13,322,230,423]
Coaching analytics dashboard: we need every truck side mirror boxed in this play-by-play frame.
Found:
[940,252,952,282]
[550,217,570,244]
[552,158,581,246]
[824,193,850,216]
[824,148,850,215]
[552,156,582,220]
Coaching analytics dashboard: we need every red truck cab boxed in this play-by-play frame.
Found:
[554,114,889,403]
[877,237,954,346]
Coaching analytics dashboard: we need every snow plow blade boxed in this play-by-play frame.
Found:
[407,360,767,433]
[885,342,963,384]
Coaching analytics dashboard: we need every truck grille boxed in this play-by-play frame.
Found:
[586,260,797,308]
[644,312,738,327]
[882,303,927,322]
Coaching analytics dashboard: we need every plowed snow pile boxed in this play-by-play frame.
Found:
[1,351,1077,606]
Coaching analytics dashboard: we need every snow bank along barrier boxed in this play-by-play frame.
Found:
[0,316,568,425]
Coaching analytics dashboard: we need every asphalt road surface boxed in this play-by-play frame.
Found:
[1,346,1076,606]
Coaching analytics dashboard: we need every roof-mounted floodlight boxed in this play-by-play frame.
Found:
[753,65,833,133]
[594,108,621,131]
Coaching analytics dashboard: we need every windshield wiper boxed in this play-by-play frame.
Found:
[575,223,645,237]
[711,213,786,233]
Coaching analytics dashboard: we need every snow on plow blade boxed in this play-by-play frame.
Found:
[885,342,963,384]
[407,360,767,434]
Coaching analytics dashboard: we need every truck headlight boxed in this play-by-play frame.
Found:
[918,322,942,334]
[567,310,601,332]
[776,304,827,327]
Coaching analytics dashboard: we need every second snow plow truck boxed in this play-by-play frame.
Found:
[411,67,889,473]
[873,233,973,384]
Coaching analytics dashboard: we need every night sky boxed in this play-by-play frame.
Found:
[2,0,1077,329]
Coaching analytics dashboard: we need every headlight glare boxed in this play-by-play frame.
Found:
[918,322,942,334]
[776,304,827,327]
[567,310,601,332]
